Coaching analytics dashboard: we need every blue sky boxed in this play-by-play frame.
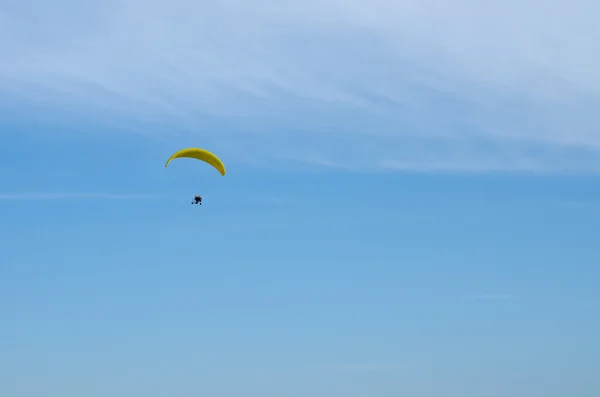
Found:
[1,1,600,396]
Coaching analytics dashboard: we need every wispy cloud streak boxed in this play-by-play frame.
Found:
[470,293,515,301]
[0,193,160,200]
[1,0,599,172]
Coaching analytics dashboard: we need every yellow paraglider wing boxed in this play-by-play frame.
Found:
[164,148,226,176]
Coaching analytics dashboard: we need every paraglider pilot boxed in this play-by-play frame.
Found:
[192,195,202,205]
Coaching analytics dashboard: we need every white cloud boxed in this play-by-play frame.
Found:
[470,293,515,301]
[328,361,410,372]
[0,192,160,200]
[1,0,599,172]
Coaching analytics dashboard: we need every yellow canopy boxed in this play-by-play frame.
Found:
[165,148,226,176]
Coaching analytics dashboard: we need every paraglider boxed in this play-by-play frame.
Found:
[165,147,226,205]
[165,147,226,175]
[192,195,202,205]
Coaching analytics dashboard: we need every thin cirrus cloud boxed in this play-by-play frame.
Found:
[1,0,599,172]
[0,192,160,200]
